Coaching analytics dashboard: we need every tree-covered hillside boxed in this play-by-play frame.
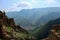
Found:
[32,18,60,40]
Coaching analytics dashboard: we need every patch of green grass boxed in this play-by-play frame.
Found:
[15,32,28,38]
[6,26,13,32]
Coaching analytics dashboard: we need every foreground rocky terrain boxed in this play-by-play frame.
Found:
[0,11,37,40]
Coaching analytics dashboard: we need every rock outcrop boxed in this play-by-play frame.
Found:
[42,24,60,40]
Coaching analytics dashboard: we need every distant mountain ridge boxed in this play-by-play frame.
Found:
[6,7,60,30]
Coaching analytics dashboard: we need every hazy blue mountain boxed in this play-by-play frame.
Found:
[6,7,60,30]
[36,12,60,27]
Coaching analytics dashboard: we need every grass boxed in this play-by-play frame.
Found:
[6,26,13,32]
[16,32,28,38]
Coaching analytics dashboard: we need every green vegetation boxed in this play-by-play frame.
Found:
[15,31,34,38]
[30,20,53,40]
[6,25,34,39]
[6,26,13,32]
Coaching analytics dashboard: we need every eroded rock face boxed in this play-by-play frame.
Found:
[42,24,60,40]
[0,11,12,39]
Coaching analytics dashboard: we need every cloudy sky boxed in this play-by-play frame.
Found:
[0,0,60,12]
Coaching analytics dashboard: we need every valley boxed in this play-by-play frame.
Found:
[0,7,60,40]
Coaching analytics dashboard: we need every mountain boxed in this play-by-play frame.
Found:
[6,7,60,30]
[36,12,60,27]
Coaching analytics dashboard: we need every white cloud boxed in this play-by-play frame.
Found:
[7,1,32,12]
[17,1,31,7]
[6,0,59,12]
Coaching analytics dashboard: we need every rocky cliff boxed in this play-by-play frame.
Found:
[0,11,37,40]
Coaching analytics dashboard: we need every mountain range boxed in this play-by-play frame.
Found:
[6,7,60,30]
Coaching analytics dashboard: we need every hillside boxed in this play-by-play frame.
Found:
[33,18,60,40]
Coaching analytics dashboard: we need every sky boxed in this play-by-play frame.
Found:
[0,0,60,12]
